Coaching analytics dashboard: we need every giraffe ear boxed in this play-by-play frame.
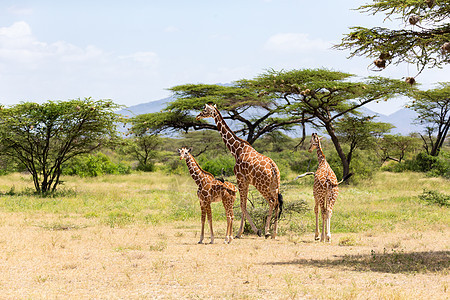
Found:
[213,104,217,108]
[319,136,324,140]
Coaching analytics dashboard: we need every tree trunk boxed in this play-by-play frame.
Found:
[325,123,350,178]
[430,119,450,156]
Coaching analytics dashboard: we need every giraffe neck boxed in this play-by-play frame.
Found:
[212,109,244,158]
[316,147,326,165]
[185,153,206,186]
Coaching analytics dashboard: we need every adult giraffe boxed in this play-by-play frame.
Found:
[196,103,283,239]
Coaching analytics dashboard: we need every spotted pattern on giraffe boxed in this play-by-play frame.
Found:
[308,133,340,242]
[196,104,283,239]
[178,147,237,244]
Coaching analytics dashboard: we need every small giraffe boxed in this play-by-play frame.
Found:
[308,133,350,242]
[178,147,237,244]
[196,104,283,239]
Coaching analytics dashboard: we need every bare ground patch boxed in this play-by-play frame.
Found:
[0,213,448,299]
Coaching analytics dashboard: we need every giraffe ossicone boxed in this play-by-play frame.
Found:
[178,147,237,244]
[196,103,283,239]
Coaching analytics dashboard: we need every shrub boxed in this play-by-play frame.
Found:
[235,191,309,235]
[159,153,185,174]
[419,189,449,207]
[197,154,235,177]
[326,149,381,182]
[387,152,450,178]
[62,153,131,177]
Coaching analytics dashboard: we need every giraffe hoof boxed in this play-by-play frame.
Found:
[257,229,262,237]
[198,241,203,244]
[265,233,271,239]
[234,235,241,239]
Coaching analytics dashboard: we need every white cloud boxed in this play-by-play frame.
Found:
[0,21,31,37]
[264,33,331,53]
[0,22,162,105]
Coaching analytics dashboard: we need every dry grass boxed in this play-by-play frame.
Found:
[0,171,448,299]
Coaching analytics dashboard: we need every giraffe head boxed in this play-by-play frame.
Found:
[196,103,217,120]
[178,147,192,160]
[308,133,322,153]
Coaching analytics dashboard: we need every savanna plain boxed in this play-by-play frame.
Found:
[0,171,448,299]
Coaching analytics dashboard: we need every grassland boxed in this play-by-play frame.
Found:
[0,171,448,299]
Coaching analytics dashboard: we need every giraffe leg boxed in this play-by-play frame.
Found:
[223,196,234,244]
[325,211,331,243]
[271,204,279,239]
[206,204,214,244]
[314,203,320,241]
[325,187,337,243]
[320,209,326,242]
[236,182,260,238]
[264,204,274,239]
[199,205,206,244]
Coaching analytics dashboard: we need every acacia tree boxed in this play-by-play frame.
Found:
[131,83,306,144]
[408,82,450,156]
[335,0,450,77]
[250,68,410,177]
[334,115,393,167]
[378,134,421,162]
[132,69,409,177]
[0,98,121,193]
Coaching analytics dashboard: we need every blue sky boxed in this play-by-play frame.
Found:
[1,0,448,114]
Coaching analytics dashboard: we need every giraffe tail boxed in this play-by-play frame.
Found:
[277,193,284,219]
[337,173,353,185]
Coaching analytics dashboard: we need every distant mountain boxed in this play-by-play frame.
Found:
[117,96,174,116]
[359,107,424,135]
[119,98,425,136]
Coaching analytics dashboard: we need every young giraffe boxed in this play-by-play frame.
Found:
[178,147,237,244]
[308,133,351,242]
[196,104,283,239]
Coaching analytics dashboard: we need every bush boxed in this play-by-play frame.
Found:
[136,162,156,172]
[386,152,450,178]
[235,191,309,235]
[62,153,131,177]
[197,154,235,177]
[326,149,381,182]
[158,152,185,175]
[419,189,449,207]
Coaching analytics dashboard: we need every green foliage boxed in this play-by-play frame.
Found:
[62,153,131,177]
[385,151,450,178]
[0,98,121,193]
[334,115,393,150]
[408,82,450,156]
[197,154,235,177]
[158,152,186,175]
[335,1,450,71]
[419,189,449,207]
[378,134,422,162]
[121,134,160,172]
[326,148,382,182]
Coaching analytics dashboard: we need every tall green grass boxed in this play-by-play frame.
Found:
[0,171,448,234]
